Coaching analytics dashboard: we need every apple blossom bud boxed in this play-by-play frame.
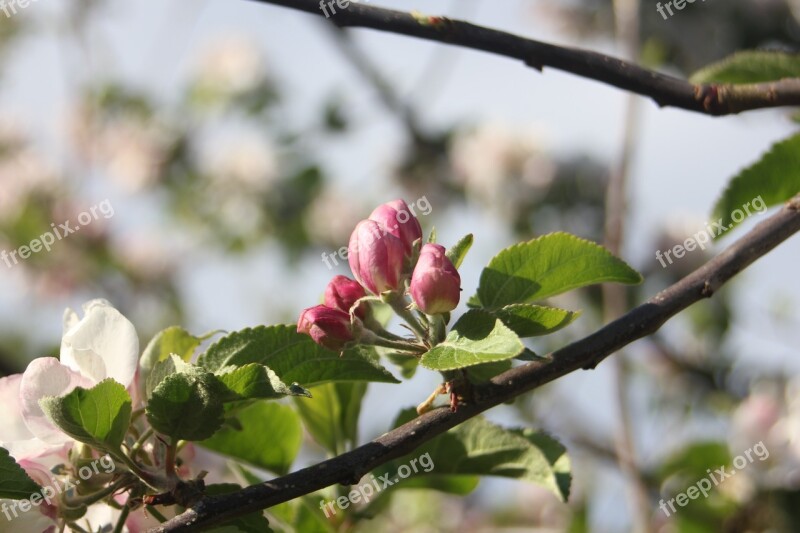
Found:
[410,243,461,314]
[324,275,367,319]
[368,199,423,257]
[348,219,405,295]
[297,305,355,351]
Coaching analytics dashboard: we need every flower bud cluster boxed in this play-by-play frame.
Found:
[297,199,461,350]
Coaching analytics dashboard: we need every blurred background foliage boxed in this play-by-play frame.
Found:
[0,0,799,531]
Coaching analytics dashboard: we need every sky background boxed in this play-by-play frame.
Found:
[0,1,797,530]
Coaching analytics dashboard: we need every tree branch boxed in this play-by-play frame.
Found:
[244,0,800,116]
[152,194,800,532]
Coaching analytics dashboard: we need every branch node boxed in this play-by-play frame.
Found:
[701,281,714,298]
[524,57,544,72]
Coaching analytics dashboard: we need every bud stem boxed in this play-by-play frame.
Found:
[429,314,447,344]
[385,293,429,342]
[360,330,427,354]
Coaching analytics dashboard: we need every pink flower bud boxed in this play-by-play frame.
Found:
[324,275,367,319]
[410,243,461,314]
[348,219,405,295]
[368,199,423,257]
[297,305,355,351]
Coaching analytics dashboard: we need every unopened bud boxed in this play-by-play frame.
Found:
[409,243,461,314]
[348,219,405,295]
[297,305,355,351]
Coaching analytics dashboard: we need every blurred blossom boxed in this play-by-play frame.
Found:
[218,193,264,236]
[785,375,800,461]
[717,468,757,503]
[0,142,59,223]
[305,188,363,246]
[513,484,571,530]
[69,105,173,192]
[111,232,175,280]
[101,116,172,191]
[732,391,782,449]
[204,133,278,191]
[732,384,800,486]
[193,36,266,95]
[449,122,555,210]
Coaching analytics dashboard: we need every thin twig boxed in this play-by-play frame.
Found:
[246,0,800,116]
[604,1,653,530]
[152,196,800,532]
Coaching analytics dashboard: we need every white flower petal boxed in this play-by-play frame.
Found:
[0,499,57,533]
[20,358,92,445]
[0,375,34,443]
[60,299,139,387]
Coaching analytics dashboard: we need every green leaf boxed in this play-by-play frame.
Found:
[204,484,273,533]
[140,327,213,400]
[141,326,203,367]
[355,476,479,520]
[493,304,580,337]
[269,495,336,533]
[465,360,512,382]
[657,441,732,483]
[146,354,182,399]
[420,310,524,371]
[386,352,420,379]
[0,447,42,500]
[215,364,311,402]
[198,325,399,387]
[380,411,571,501]
[690,51,800,84]
[201,403,302,475]
[446,233,473,269]
[711,133,800,237]
[40,379,131,452]
[512,428,572,501]
[474,232,642,309]
[515,348,543,362]
[146,371,224,441]
[293,382,367,455]
[427,227,437,244]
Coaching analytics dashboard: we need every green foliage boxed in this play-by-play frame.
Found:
[473,232,642,309]
[0,447,42,500]
[198,325,399,387]
[204,484,274,533]
[690,51,800,84]
[293,382,367,455]
[141,326,203,366]
[493,303,580,337]
[268,495,336,533]
[146,370,225,441]
[215,363,311,402]
[657,441,732,482]
[201,403,302,476]
[40,379,132,453]
[420,310,524,371]
[379,411,571,501]
[445,233,474,269]
[711,133,800,236]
